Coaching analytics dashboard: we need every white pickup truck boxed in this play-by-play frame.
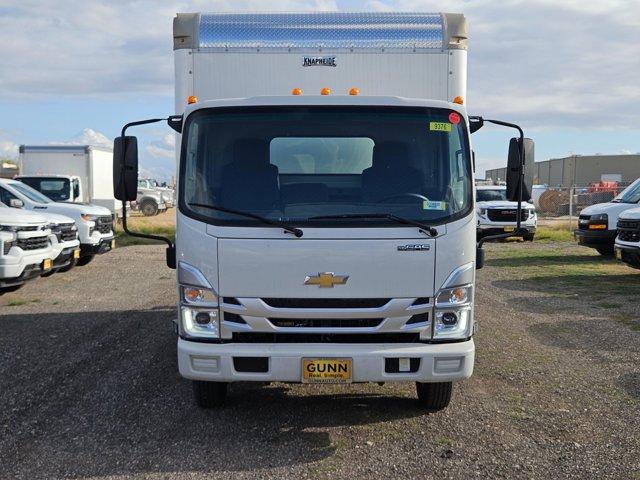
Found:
[614,207,640,269]
[0,178,114,266]
[0,203,55,292]
[476,185,537,241]
[113,12,534,411]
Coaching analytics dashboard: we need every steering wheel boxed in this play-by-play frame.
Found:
[376,193,430,204]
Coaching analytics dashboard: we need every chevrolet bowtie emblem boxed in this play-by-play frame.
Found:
[304,272,349,288]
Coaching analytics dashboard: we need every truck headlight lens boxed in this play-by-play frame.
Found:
[181,286,218,306]
[0,225,18,232]
[436,285,471,307]
[80,214,98,222]
[434,308,471,340]
[479,208,487,216]
[181,306,220,339]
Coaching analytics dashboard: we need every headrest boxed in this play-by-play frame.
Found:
[233,138,269,167]
[372,141,410,169]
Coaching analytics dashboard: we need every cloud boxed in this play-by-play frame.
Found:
[0,140,18,159]
[51,128,113,149]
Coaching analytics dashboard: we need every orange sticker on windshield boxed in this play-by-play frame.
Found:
[430,122,451,132]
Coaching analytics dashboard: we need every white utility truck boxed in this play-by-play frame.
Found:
[0,202,55,292]
[614,207,640,269]
[575,177,640,256]
[113,12,533,410]
[18,145,120,215]
[476,185,537,241]
[0,178,114,266]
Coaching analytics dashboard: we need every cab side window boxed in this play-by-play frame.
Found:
[0,187,18,206]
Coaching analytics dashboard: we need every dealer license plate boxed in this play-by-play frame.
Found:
[42,258,52,270]
[110,239,116,249]
[73,249,80,259]
[615,249,622,260]
[504,227,516,232]
[302,358,352,384]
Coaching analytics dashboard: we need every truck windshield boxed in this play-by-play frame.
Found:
[613,178,640,204]
[476,189,508,202]
[180,106,472,227]
[19,177,70,202]
[11,181,52,204]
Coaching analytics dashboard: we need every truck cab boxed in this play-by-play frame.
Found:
[0,178,114,266]
[114,11,533,411]
[0,202,55,291]
[17,174,82,203]
[476,185,536,241]
[575,177,640,256]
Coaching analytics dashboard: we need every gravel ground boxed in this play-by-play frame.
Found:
[0,243,638,480]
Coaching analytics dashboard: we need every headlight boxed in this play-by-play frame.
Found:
[436,285,472,307]
[433,285,473,341]
[2,232,17,255]
[49,223,61,234]
[434,308,472,340]
[0,224,18,232]
[80,214,98,222]
[588,213,608,230]
[181,286,218,306]
[478,208,487,216]
[180,306,220,339]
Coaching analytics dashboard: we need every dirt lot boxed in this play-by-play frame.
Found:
[1,241,639,479]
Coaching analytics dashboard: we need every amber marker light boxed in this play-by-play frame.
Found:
[320,87,331,95]
[349,87,360,96]
[187,95,198,104]
[453,96,464,105]
[291,88,303,95]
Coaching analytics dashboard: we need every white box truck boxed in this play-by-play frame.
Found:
[113,12,533,410]
[17,145,120,215]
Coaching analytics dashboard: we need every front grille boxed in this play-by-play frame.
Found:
[232,332,420,343]
[261,298,391,309]
[487,209,528,222]
[95,216,113,234]
[268,318,383,328]
[17,236,49,251]
[618,219,640,242]
[618,219,639,230]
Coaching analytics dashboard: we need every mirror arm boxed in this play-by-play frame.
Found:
[119,117,177,269]
[475,117,527,250]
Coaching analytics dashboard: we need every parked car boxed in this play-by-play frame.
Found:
[0,202,55,292]
[476,185,537,241]
[614,207,640,269]
[0,178,114,266]
[575,177,640,256]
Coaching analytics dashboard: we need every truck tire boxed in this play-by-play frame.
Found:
[140,200,159,216]
[416,382,452,411]
[596,246,614,256]
[523,232,535,242]
[193,381,228,408]
[76,255,94,267]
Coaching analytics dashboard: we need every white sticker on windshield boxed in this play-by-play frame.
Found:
[423,200,447,211]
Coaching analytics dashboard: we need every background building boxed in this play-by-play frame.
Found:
[486,154,640,187]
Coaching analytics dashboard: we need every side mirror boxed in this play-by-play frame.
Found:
[506,137,534,202]
[113,136,139,201]
[9,198,24,208]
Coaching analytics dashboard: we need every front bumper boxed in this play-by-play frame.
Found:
[574,229,617,247]
[52,246,80,270]
[0,263,45,288]
[178,338,475,383]
[80,236,115,257]
[615,241,640,269]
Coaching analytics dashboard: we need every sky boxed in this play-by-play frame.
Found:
[0,0,639,180]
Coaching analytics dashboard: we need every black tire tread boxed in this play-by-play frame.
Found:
[192,381,227,408]
[416,382,452,411]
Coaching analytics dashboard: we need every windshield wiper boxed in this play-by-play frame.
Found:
[188,203,303,238]
[308,213,438,237]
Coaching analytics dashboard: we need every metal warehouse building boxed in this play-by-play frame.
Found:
[485,154,640,187]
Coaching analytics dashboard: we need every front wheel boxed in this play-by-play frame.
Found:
[140,200,159,216]
[523,233,535,242]
[416,382,452,411]
[75,255,94,267]
[596,246,615,256]
[193,381,228,408]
